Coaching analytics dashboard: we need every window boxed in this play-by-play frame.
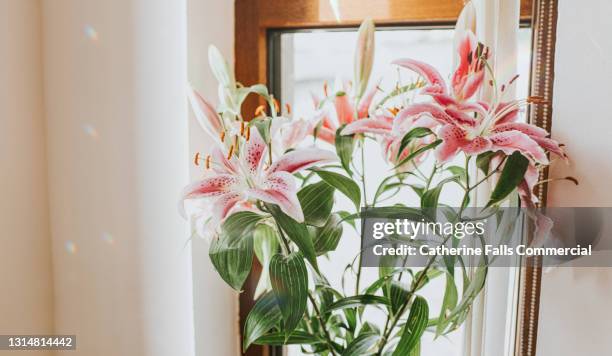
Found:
[270,27,532,356]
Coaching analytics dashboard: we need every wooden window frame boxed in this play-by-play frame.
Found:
[233,1,558,355]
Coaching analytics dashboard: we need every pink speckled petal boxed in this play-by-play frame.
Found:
[269,148,337,174]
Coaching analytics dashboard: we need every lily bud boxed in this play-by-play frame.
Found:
[353,18,375,100]
[208,45,235,88]
[453,1,477,69]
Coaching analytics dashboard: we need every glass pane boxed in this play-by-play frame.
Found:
[276,27,531,356]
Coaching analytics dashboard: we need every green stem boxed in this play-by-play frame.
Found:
[308,292,338,356]
[355,140,369,295]
[376,234,453,355]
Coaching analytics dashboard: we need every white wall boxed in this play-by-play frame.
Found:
[187,1,238,355]
[41,0,194,355]
[0,0,55,350]
[537,0,612,355]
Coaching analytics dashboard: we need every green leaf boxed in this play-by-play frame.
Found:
[209,213,262,291]
[394,139,442,169]
[342,331,378,356]
[393,296,429,356]
[253,224,279,298]
[243,292,283,350]
[327,295,390,311]
[447,266,487,324]
[335,126,356,175]
[253,331,322,346]
[315,170,361,211]
[447,166,467,184]
[476,151,497,174]
[219,211,264,247]
[396,127,434,159]
[250,117,273,144]
[269,252,309,335]
[298,181,335,227]
[435,272,459,337]
[486,152,529,207]
[313,214,343,256]
[269,205,319,271]
[390,281,410,315]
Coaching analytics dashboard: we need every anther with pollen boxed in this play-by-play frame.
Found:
[273,98,280,114]
[205,155,212,169]
[240,121,245,136]
[219,131,226,142]
[194,152,201,166]
[245,126,251,141]
[285,103,292,115]
[227,145,235,160]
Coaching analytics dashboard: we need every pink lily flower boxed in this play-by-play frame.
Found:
[393,30,488,108]
[310,82,379,144]
[340,109,437,170]
[392,31,565,164]
[181,129,336,223]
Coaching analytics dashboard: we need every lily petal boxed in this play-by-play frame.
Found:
[334,93,355,124]
[243,128,268,175]
[211,146,238,175]
[531,136,567,159]
[188,87,223,138]
[269,148,337,174]
[493,122,548,137]
[357,81,380,118]
[249,172,304,222]
[182,174,240,199]
[341,117,392,136]
[392,58,447,95]
[212,192,244,220]
[397,103,454,125]
[489,130,549,164]
[435,125,468,162]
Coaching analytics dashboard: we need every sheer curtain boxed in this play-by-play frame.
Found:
[1,0,236,355]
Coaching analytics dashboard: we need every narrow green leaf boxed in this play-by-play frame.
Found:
[315,170,361,211]
[298,181,335,227]
[253,224,279,298]
[394,139,442,169]
[486,152,529,207]
[313,214,343,256]
[269,252,309,335]
[392,296,429,356]
[389,281,410,315]
[396,127,434,159]
[342,331,379,356]
[327,295,390,311]
[269,205,319,271]
[335,126,356,175]
[253,331,322,346]
[435,272,458,337]
[476,151,496,174]
[243,292,283,350]
[447,165,467,184]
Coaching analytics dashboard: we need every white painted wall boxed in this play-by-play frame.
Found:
[537,0,612,355]
[0,1,55,350]
[41,0,194,355]
[187,1,238,355]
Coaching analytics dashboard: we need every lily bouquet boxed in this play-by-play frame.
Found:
[181,3,567,355]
